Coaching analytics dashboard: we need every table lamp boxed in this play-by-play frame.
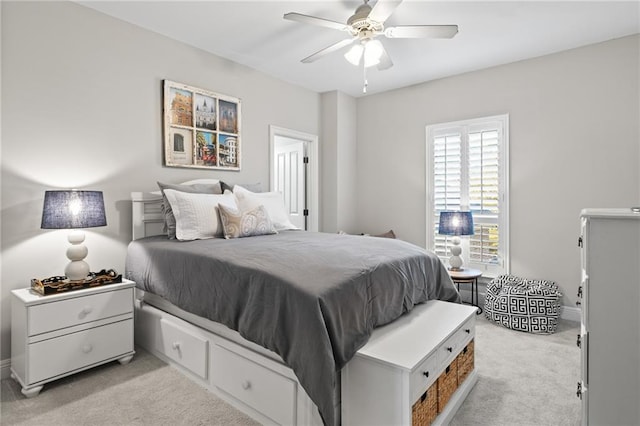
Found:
[438,210,474,271]
[41,190,107,281]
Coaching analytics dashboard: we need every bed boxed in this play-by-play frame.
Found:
[126,182,460,425]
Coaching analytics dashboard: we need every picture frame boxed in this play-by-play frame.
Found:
[163,80,241,170]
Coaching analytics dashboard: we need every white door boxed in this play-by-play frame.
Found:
[273,136,306,229]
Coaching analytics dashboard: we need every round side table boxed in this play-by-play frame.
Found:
[448,268,482,314]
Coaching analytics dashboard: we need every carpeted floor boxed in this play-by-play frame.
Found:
[1,315,581,425]
[450,315,581,426]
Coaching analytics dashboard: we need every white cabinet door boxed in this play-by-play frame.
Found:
[580,210,640,426]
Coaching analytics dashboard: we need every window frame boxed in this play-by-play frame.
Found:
[426,114,510,277]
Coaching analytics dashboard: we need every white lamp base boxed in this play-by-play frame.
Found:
[65,230,90,281]
[448,236,465,271]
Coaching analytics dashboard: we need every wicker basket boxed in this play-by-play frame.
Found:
[437,359,458,413]
[457,339,475,385]
[412,382,438,425]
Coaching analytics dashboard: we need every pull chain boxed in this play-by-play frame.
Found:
[362,58,368,94]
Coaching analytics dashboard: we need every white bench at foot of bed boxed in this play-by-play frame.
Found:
[342,300,478,426]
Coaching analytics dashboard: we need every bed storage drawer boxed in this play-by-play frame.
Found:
[158,318,208,380]
[212,343,296,425]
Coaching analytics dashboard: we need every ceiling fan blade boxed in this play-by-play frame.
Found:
[385,25,459,39]
[377,45,393,71]
[284,12,349,32]
[368,0,403,23]
[301,38,356,63]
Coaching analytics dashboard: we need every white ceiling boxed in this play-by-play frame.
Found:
[78,1,640,97]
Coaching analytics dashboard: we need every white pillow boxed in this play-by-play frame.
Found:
[163,190,237,240]
[232,186,299,231]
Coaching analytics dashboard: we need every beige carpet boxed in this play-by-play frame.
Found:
[1,349,259,426]
[450,315,581,426]
[1,316,580,425]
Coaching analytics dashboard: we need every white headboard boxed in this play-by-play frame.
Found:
[131,191,164,240]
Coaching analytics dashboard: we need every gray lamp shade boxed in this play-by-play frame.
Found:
[438,211,474,236]
[41,190,107,229]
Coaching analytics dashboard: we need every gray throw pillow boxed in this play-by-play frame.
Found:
[157,181,222,239]
[220,181,262,193]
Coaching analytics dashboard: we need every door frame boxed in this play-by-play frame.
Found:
[269,125,319,232]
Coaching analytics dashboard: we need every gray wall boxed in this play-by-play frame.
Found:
[321,91,357,233]
[355,35,640,306]
[0,1,320,361]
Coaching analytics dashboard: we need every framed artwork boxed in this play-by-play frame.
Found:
[163,80,241,170]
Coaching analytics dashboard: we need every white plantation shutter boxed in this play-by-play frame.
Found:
[432,131,462,259]
[427,115,509,276]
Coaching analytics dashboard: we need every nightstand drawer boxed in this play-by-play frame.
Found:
[28,288,133,336]
[28,319,133,384]
[212,344,296,425]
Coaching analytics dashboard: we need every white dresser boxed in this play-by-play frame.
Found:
[11,280,135,397]
[578,208,640,425]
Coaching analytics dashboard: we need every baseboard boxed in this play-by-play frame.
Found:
[1,358,11,379]
[560,305,581,322]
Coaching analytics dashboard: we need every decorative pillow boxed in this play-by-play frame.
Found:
[157,181,222,239]
[232,185,299,231]
[339,230,397,238]
[163,190,236,241]
[218,204,277,239]
[220,181,263,193]
[373,230,397,239]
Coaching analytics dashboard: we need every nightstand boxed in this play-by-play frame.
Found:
[449,268,482,314]
[10,280,135,397]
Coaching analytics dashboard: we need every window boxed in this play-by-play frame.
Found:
[173,134,184,152]
[426,114,509,277]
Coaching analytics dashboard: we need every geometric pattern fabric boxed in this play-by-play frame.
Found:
[484,274,562,334]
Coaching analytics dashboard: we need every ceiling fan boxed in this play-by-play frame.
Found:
[283,0,458,72]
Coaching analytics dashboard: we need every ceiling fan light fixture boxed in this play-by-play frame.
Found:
[363,39,383,67]
[344,43,364,66]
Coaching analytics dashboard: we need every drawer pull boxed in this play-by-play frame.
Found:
[447,347,453,353]
[241,380,251,390]
[575,301,581,307]
[172,342,181,351]
[80,306,93,317]
[465,329,471,334]
[422,371,429,378]
[82,344,93,353]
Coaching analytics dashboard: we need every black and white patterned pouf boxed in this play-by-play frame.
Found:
[484,274,562,334]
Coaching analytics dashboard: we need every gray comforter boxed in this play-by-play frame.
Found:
[125,231,459,426]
